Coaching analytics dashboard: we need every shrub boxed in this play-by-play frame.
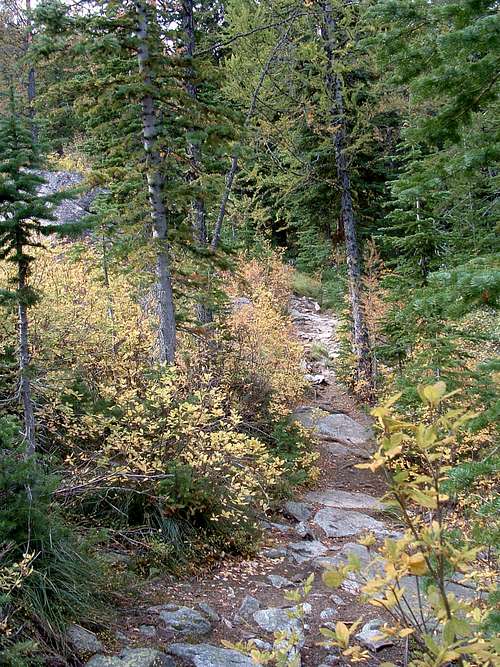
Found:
[46,368,287,548]
[0,416,101,658]
[319,383,500,665]
[224,286,306,421]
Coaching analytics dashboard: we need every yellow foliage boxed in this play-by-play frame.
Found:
[225,285,306,419]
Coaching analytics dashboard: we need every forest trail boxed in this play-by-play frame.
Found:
[92,298,400,667]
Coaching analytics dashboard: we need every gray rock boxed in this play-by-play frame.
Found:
[319,608,337,621]
[294,410,373,447]
[267,574,293,589]
[355,619,394,651]
[86,649,174,667]
[197,602,220,622]
[284,501,313,523]
[167,643,254,667]
[156,606,212,636]
[67,625,104,655]
[35,170,104,227]
[330,594,344,605]
[318,653,342,666]
[261,547,287,559]
[138,625,156,638]
[295,521,315,539]
[262,521,294,534]
[305,489,382,511]
[314,508,386,538]
[238,595,260,619]
[325,441,371,459]
[329,542,371,565]
[252,607,302,635]
[341,574,362,595]
[304,373,327,385]
[249,638,273,651]
[287,540,328,563]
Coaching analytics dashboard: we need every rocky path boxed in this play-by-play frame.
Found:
[73,297,402,667]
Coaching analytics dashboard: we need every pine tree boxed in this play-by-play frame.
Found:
[0,93,64,454]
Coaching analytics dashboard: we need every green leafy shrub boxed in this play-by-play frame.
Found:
[0,415,101,655]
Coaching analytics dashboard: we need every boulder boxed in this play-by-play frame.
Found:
[313,508,386,538]
[153,605,212,637]
[237,595,260,619]
[197,602,220,622]
[167,643,254,667]
[283,501,313,523]
[286,540,328,564]
[252,607,302,635]
[86,649,174,667]
[324,441,371,460]
[67,625,103,655]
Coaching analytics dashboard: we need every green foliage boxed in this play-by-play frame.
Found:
[0,415,101,654]
[291,272,322,301]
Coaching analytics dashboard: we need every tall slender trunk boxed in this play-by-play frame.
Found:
[319,2,372,388]
[181,0,212,324]
[25,0,37,141]
[135,0,176,363]
[210,27,291,251]
[102,234,118,356]
[17,243,36,456]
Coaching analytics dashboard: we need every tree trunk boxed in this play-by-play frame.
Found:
[25,0,37,142]
[180,0,212,324]
[17,245,36,456]
[211,27,292,251]
[319,2,373,389]
[135,0,176,363]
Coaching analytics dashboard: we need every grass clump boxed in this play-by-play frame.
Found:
[0,415,102,661]
[292,271,322,302]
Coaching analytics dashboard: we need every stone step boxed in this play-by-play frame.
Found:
[305,489,383,511]
[314,507,387,538]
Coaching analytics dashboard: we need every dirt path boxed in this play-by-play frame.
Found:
[85,297,401,667]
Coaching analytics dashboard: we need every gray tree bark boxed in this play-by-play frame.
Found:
[135,0,176,363]
[16,238,36,456]
[319,2,373,389]
[180,0,212,324]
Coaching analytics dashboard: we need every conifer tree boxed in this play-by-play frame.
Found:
[318,1,373,389]
[0,93,62,454]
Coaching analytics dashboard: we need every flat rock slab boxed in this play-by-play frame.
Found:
[167,643,254,667]
[286,540,328,563]
[86,649,174,667]
[314,508,386,538]
[152,605,212,636]
[294,409,373,447]
[305,489,383,511]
